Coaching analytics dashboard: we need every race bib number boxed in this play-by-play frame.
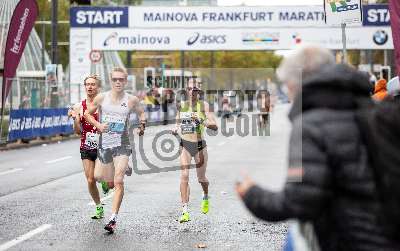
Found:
[180,112,195,135]
[102,114,125,133]
[84,132,99,149]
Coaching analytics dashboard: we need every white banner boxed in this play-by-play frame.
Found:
[91,27,393,51]
[69,28,92,103]
[324,0,363,26]
[128,6,328,28]
[70,28,92,84]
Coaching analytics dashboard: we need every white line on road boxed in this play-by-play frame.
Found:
[0,224,52,251]
[45,156,72,164]
[0,168,23,176]
[88,191,115,206]
[217,142,226,146]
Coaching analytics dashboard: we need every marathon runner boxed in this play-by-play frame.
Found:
[84,67,146,233]
[67,74,110,220]
[173,78,218,223]
[257,89,271,129]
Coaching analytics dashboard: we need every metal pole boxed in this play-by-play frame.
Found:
[384,49,388,66]
[180,51,185,89]
[127,51,132,74]
[210,51,215,87]
[41,22,45,70]
[341,23,347,64]
[51,0,58,64]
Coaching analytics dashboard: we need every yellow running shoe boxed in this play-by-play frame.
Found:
[91,206,104,219]
[179,212,190,223]
[201,199,209,214]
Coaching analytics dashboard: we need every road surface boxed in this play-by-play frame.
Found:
[0,104,291,251]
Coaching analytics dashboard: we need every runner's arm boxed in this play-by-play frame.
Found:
[129,96,146,135]
[204,102,218,131]
[72,103,81,134]
[173,110,180,135]
[68,103,81,135]
[84,94,104,130]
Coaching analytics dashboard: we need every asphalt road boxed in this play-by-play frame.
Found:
[0,104,291,251]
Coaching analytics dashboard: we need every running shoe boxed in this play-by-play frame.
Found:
[179,212,190,223]
[201,199,209,214]
[104,220,116,233]
[91,206,104,219]
[101,181,110,195]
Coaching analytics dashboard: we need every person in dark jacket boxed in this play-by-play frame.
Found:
[236,46,400,251]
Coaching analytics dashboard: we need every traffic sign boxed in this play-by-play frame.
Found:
[89,50,102,63]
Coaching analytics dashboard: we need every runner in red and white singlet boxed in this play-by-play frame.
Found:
[68,75,109,220]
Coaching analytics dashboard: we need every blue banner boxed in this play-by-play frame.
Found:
[70,7,129,27]
[8,108,74,141]
[363,4,390,26]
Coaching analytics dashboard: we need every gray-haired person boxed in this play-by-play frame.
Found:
[236,45,400,250]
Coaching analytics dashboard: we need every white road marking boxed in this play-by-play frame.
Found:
[0,168,23,176]
[88,191,115,206]
[45,156,72,164]
[0,224,52,251]
[217,142,226,146]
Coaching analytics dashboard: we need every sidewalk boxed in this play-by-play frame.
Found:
[0,135,79,151]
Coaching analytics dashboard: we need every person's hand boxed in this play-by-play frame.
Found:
[172,125,179,135]
[137,124,145,136]
[137,128,145,136]
[191,112,198,120]
[97,123,109,133]
[235,172,256,199]
[191,113,204,126]
[68,108,77,119]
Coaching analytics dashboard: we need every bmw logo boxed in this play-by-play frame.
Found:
[373,30,388,46]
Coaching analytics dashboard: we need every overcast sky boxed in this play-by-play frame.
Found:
[218,0,322,6]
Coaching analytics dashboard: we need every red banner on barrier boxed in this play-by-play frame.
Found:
[1,0,38,109]
[390,0,400,77]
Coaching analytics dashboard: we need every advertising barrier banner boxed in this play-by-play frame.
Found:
[8,108,74,141]
[92,27,393,51]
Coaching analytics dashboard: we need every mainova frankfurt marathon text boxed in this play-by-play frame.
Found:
[143,11,325,22]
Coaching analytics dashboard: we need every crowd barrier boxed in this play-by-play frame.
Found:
[7,105,178,141]
[8,108,74,141]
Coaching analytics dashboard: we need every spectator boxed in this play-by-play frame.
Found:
[372,78,388,101]
[236,46,400,251]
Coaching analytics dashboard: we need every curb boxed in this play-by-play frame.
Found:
[0,135,80,152]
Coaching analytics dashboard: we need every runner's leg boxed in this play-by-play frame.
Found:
[195,146,210,214]
[180,147,192,204]
[179,146,192,222]
[194,147,209,195]
[82,159,100,205]
[111,155,129,214]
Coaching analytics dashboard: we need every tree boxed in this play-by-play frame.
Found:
[35,0,70,67]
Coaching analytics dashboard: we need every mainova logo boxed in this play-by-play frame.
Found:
[103,32,118,46]
[70,7,128,27]
[118,34,171,45]
[187,32,226,46]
